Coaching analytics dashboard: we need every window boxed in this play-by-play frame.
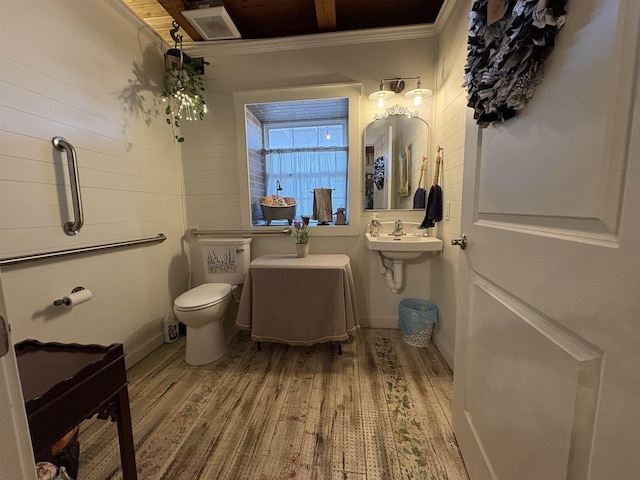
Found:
[263,118,348,222]
[234,83,361,236]
[245,98,349,226]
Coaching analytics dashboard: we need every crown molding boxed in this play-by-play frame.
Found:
[185,24,437,57]
[434,0,468,32]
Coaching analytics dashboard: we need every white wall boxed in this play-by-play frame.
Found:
[0,0,188,366]
[0,1,468,368]
[430,0,472,366]
[182,29,441,328]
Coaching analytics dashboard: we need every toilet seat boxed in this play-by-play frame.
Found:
[174,284,232,312]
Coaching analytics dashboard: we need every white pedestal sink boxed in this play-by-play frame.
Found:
[365,223,443,292]
[365,233,443,258]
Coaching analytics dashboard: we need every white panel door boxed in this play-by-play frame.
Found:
[0,273,36,479]
[453,2,640,479]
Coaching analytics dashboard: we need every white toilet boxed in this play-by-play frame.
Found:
[173,238,251,365]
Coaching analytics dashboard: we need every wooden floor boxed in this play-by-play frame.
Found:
[78,329,469,480]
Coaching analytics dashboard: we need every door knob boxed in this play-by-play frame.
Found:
[451,234,467,250]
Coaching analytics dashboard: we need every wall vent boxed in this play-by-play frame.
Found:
[182,6,241,40]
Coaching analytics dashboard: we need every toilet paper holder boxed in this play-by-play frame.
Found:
[53,286,87,306]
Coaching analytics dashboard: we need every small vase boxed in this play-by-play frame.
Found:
[296,243,310,258]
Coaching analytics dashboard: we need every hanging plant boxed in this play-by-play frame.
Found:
[162,57,208,143]
[161,20,209,143]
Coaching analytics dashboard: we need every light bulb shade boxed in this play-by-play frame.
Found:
[404,88,433,99]
[369,90,395,109]
[368,90,395,102]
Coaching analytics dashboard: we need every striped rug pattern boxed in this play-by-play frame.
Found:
[77,329,468,479]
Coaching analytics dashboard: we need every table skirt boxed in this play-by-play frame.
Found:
[236,254,359,345]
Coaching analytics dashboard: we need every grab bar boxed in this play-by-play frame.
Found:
[0,234,166,267]
[189,228,291,237]
[53,136,84,236]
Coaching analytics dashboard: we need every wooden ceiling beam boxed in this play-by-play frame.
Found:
[157,0,203,42]
[314,0,337,32]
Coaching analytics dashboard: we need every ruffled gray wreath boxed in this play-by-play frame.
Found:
[463,0,567,127]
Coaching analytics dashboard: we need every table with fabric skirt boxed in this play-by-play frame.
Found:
[236,254,359,351]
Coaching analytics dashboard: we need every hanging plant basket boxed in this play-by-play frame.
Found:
[162,49,208,142]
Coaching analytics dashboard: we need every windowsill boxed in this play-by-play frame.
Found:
[247,223,360,237]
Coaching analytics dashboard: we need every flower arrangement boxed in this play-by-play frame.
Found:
[162,58,208,143]
[292,220,310,244]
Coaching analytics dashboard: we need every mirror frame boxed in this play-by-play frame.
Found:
[233,83,362,236]
[363,105,431,211]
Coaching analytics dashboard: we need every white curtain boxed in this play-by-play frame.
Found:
[265,147,348,219]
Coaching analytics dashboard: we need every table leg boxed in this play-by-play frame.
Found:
[256,341,261,351]
[115,386,137,480]
[338,341,342,355]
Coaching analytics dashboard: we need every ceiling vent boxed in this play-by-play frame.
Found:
[182,6,241,40]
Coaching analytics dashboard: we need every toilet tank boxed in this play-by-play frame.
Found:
[199,238,252,285]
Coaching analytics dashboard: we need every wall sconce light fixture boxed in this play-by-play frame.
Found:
[369,77,432,108]
[368,79,397,109]
[404,78,433,106]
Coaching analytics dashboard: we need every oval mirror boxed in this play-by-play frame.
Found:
[364,106,430,210]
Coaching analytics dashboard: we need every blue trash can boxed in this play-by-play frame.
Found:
[398,298,439,347]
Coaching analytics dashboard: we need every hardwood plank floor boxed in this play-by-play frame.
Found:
[77,329,469,479]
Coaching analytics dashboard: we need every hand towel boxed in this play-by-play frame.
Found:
[420,149,443,228]
[413,156,427,209]
[313,188,333,224]
[420,184,442,228]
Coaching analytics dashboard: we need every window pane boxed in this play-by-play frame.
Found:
[268,128,293,148]
[265,149,347,219]
[319,125,344,147]
[245,97,349,226]
[293,127,318,147]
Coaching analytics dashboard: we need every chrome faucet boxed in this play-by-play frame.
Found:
[390,219,404,236]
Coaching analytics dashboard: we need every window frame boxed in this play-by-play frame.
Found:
[233,83,362,236]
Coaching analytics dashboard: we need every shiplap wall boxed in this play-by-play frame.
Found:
[430,0,471,367]
[0,0,187,366]
[0,0,467,366]
[181,33,440,329]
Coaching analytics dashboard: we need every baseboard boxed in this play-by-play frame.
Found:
[125,332,165,369]
[432,333,454,369]
[361,316,399,329]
